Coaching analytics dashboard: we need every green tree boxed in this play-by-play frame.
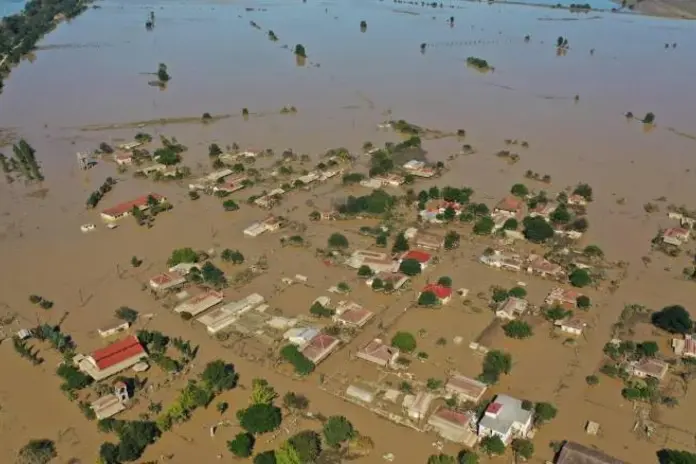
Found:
[502,218,518,230]
[371,278,384,290]
[310,301,334,318]
[585,375,599,385]
[418,291,439,307]
[167,247,198,266]
[638,341,659,357]
[399,258,422,276]
[534,402,557,424]
[216,401,229,415]
[480,435,505,456]
[550,204,571,224]
[391,331,417,352]
[573,183,593,201]
[480,350,512,384]
[358,265,373,278]
[228,432,255,457]
[457,450,479,464]
[238,403,282,434]
[511,438,534,460]
[328,233,349,249]
[223,199,239,211]
[254,450,278,464]
[221,249,245,264]
[510,183,529,197]
[99,442,120,464]
[503,320,533,339]
[115,306,138,323]
[583,244,604,258]
[251,378,278,405]
[280,345,315,375]
[201,262,226,287]
[289,430,322,462]
[443,206,457,221]
[508,286,526,298]
[569,269,592,288]
[201,360,238,392]
[57,364,92,390]
[523,216,555,243]
[376,234,388,247]
[473,216,494,235]
[657,449,696,464]
[323,416,355,448]
[576,295,591,309]
[437,276,452,287]
[546,306,570,321]
[392,232,410,253]
[208,143,222,157]
[444,230,460,249]
[652,305,693,334]
[276,442,301,464]
[17,439,56,464]
[309,210,321,221]
[294,44,307,57]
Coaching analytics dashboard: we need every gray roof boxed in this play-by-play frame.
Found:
[478,394,532,436]
[556,441,625,464]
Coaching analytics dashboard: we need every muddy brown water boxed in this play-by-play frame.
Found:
[2,0,696,462]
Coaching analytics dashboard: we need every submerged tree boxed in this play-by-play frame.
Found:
[294,44,307,57]
[157,63,170,83]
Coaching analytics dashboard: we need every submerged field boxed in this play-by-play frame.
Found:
[1,0,696,462]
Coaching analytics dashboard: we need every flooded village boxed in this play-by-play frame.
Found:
[2,0,696,463]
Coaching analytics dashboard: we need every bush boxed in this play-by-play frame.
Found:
[280,345,315,375]
[237,404,282,434]
[357,265,373,277]
[576,295,591,309]
[583,245,604,258]
[328,233,349,249]
[392,232,410,253]
[437,276,453,287]
[585,375,599,385]
[503,320,533,339]
[221,249,244,264]
[283,392,309,410]
[569,269,592,288]
[391,331,417,352]
[228,432,255,457]
[502,218,518,230]
[167,247,198,266]
[323,416,355,448]
[652,305,693,334]
[309,301,334,318]
[573,183,593,201]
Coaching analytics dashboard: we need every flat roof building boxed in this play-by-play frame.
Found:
[174,290,224,316]
[477,394,533,445]
[197,293,265,334]
[149,272,187,292]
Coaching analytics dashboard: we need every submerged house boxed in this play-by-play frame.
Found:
[356,339,400,368]
[74,335,148,381]
[100,193,166,221]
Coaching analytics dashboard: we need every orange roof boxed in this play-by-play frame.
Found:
[91,335,146,370]
[102,193,164,217]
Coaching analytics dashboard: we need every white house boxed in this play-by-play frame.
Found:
[477,394,533,445]
[495,297,528,320]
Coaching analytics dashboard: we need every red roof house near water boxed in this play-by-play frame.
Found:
[101,193,166,221]
[420,283,452,304]
[74,335,148,381]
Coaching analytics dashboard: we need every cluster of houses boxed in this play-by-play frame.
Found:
[100,193,168,222]
[188,168,248,194]
[359,173,405,189]
[479,249,566,280]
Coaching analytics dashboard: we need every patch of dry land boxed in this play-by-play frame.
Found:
[2,0,696,463]
[623,0,696,19]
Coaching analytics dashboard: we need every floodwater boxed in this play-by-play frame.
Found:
[2,0,696,462]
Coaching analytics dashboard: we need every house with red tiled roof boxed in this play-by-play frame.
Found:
[672,334,696,359]
[356,339,400,367]
[101,193,166,221]
[302,333,340,365]
[149,272,187,292]
[419,283,452,305]
[400,249,433,269]
[662,227,690,247]
[334,301,374,328]
[526,254,565,279]
[545,287,581,310]
[494,195,526,219]
[73,335,148,381]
